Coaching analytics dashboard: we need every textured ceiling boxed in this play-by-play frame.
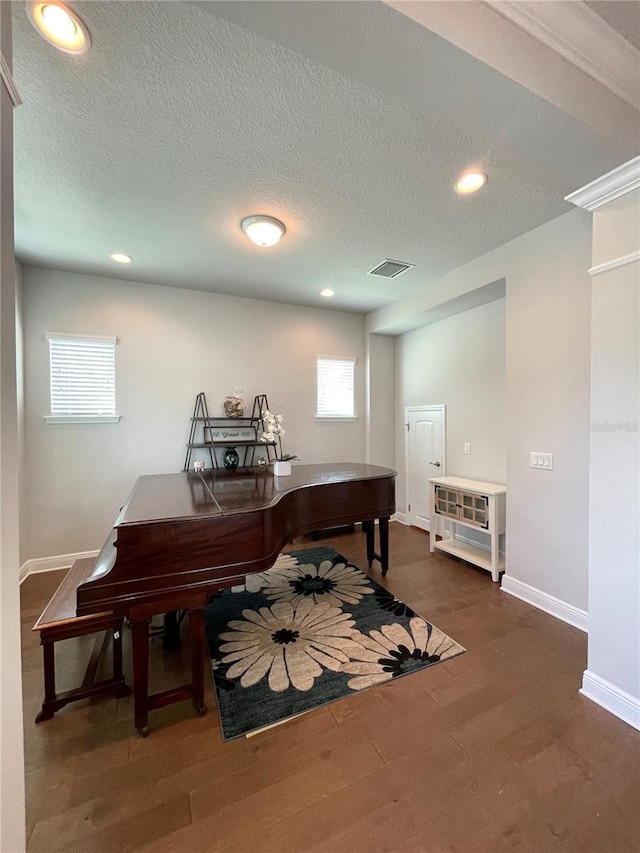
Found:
[11,1,639,313]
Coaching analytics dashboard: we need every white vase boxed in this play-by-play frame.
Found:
[273,460,291,476]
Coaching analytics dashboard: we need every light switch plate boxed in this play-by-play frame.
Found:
[464,443,471,454]
[531,452,553,470]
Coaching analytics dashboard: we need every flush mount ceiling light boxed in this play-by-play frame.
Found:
[109,252,133,264]
[241,215,285,247]
[455,169,488,195]
[320,289,335,298]
[27,1,91,54]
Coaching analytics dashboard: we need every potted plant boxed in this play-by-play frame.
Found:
[260,410,298,476]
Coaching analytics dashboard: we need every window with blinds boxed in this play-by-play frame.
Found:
[316,356,356,419]
[45,332,119,423]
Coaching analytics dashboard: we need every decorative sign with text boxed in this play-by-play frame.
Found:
[206,426,256,443]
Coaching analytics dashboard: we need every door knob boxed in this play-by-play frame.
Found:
[430,461,441,467]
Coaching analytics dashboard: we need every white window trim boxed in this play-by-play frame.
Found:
[45,331,120,424]
[316,355,357,420]
[46,331,117,343]
[44,414,121,424]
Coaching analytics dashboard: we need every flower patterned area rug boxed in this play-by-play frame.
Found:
[205,546,465,740]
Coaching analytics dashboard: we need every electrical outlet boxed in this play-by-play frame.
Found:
[464,443,471,454]
[530,452,553,470]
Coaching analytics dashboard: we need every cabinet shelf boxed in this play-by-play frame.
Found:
[433,538,505,573]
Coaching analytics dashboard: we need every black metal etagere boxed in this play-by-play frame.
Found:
[184,392,277,471]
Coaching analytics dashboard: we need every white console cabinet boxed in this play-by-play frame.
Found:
[429,476,506,582]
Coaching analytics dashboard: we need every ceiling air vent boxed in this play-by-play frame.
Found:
[367,259,414,278]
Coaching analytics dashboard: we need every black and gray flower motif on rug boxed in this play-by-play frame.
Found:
[340,618,457,690]
[210,659,236,693]
[374,587,416,618]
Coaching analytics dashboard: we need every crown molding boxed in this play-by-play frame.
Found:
[588,251,640,277]
[0,51,22,107]
[566,156,640,211]
[484,1,640,110]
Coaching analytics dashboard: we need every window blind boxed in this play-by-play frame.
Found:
[316,356,355,418]
[47,333,117,418]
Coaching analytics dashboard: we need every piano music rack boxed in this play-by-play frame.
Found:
[184,392,277,471]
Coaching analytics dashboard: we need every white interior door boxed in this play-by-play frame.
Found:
[405,406,445,530]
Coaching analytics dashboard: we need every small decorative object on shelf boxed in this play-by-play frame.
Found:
[260,410,298,476]
[223,447,240,470]
[193,458,205,472]
[224,386,246,418]
[256,455,268,468]
[273,459,292,476]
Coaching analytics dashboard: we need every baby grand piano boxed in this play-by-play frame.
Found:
[77,463,396,734]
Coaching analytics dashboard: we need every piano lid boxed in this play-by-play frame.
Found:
[116,463,396,528]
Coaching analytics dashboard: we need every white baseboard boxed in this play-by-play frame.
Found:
[581,670,640,731]
[392,512,409,525]
[501,575,588,632]
[19,550,100,584]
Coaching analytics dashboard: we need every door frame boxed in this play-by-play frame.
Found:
[405,404,446,530]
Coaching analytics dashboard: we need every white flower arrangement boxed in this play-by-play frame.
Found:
[260,410,298,462]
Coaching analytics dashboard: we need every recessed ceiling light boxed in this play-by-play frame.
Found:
[455,170,488,195]
[109,253,133,264]
[241,216,285,247]
[320,289,335,298]
[27,2,91,54]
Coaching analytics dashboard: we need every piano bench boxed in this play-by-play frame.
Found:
[32,557,131,723]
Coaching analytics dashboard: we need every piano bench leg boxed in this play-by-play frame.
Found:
[35,621,131,724]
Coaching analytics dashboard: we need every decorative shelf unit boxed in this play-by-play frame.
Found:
[184,393,276,471]
[429,476,506,582]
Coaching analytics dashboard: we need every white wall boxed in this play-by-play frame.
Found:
[395,298,506,514]
[585,186,639,721]
[16,262,24,562]
[505,212,592,614]
[371,208,592,614]
[0,4,26,848]
[366,333,396,470]
[22,268,367,561]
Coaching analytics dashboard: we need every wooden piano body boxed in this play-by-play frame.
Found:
[77,463,396,734]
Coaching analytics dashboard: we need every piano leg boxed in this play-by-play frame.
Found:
[131,617,152,737]
[362,517,390,576]
[129,609,208,736]
[380,516,389,577]
[188,607,208,717]
[162,611,181,650]
[363,520,375,567]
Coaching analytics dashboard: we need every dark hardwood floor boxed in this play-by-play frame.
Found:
[20,523,639,852]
